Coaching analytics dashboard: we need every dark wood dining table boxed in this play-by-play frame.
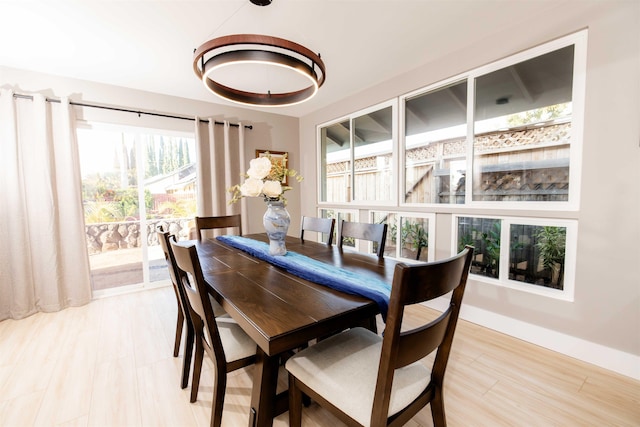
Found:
[192,233,399,427]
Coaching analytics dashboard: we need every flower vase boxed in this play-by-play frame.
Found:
[263,200,290,256]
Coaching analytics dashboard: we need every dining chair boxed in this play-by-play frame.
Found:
[158,229,230,389]
[157,228,194,389]
[300,216,335,245]
[195,214,242,241]
[338,219,388,258]
[286,245,474,427]
[170,237,257,427]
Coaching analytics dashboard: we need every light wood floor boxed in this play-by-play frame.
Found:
[0,286,638,426]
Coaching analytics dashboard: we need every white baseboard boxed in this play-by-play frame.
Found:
[424,299,640,381]
[92,280,171,299]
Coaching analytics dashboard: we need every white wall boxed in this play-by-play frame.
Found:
[299,1,640,378]
[0,66,301,235]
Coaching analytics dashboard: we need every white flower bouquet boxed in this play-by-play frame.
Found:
[229,152,303,204]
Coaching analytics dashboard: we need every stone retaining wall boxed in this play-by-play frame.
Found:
[85,218,193,255]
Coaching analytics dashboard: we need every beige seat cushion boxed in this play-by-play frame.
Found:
[209,295,227,318]
[285,327,430,427]
[216,315,256,362]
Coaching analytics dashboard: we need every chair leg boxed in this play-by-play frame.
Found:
[173,310,185,357]
[181,322,195,389]
[210,369,227,427]
[430,387,447,427]
[190,338,204,403]
[288,375,303,427]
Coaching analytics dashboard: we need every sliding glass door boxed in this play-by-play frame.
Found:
[77,125,196,293]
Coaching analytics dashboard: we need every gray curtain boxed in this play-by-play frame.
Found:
[195,118,246,234]
[0,89,92,320]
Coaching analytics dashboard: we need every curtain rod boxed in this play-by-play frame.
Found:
[11,93,253,130]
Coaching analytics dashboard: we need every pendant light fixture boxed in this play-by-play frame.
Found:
[193,0,326,107]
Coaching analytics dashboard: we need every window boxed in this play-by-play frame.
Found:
[317,31,585,297]
[403,80,467,204]
[320,120,350,203]
[319,101,396,204]
[400,31,585,209]
[371,211,394,258]
[78,125,197,294]
[319,208,355,245]
[455,215,576,300]
[378,211,435,262]
[472,45,575,204]
[457,216,502,279]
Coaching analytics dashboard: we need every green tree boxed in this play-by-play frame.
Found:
[181,139,191,166]
[111,188,153,220]
[506,103,570,127]
[157,198,196,218]
[177,139,185,167]
[158,139,165,175]
[401,221,428,260]
[480,221,501,277]
[84,201,121,223]
[146,142,158,177]
[168,138,178,172]
[535,226,566,286]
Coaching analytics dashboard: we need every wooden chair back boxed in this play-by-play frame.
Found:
[338,220,388,258]
[157,228,183,305]
[286,246,474,427]
[372,245,474,425]
[195,214,242,241]
[170,238,227,368]
[300,216,335,245]
[157,228,193,388]
[170,237,256,427]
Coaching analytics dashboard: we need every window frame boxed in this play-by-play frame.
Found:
[77,121,197,297]
[317,99,398,207]
[399,76,469,208]
[315,31,586,299]
[398,30,587,211]
[452,214,577,301]
[310,208,362,246]
[373,210,436,262]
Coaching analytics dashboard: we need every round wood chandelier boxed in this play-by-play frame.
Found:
[193,33,326,107]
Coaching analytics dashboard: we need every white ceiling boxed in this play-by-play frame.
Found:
[0,0,580,118]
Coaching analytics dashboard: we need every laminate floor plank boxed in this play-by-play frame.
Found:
[0,286,638,427]
[88,356,141,427]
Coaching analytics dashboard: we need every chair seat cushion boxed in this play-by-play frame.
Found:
[209,295,227,318]
[285,327,431,426]
[218,316,256,362]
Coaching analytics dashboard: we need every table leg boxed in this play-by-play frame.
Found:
[248,347,280,427]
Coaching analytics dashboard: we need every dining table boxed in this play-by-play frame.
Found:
[192,233,400,427]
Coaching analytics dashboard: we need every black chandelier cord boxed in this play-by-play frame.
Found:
[11,93,253,130]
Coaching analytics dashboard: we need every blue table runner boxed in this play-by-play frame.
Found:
[216,235,391,318]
